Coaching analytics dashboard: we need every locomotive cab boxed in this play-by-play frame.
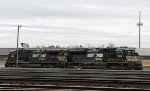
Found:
[125,48,143,70]
[115,48,126,61]
[5,49,34,67]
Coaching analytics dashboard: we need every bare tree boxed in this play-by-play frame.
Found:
[97,44,105,48]
[106,43,116,48]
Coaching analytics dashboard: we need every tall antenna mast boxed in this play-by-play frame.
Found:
[137,11,143,48]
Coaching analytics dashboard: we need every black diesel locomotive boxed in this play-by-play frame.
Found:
[5,48,143,70]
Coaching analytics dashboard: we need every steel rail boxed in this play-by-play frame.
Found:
[0,84,149,91]
[0,68,150,90]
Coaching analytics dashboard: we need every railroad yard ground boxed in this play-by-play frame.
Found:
[0,67,150,91]
[0,60,150,91]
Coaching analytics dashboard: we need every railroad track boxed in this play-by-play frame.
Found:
[0,68,150,91]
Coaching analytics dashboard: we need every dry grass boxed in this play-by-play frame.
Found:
[142,60,150,66]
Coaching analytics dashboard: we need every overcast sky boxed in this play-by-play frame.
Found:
[0,0,150,48]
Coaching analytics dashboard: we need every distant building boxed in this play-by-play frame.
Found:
[135,48,150,60]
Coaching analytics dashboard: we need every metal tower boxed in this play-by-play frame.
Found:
[137,11,143,48]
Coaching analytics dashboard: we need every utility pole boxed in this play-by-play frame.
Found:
[16,25,22,67]
[137,11,143,48]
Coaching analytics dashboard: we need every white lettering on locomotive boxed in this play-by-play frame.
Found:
[87,53,95,57]
[96,53,103,57]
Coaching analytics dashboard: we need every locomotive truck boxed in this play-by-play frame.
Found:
[5,48,143,70]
